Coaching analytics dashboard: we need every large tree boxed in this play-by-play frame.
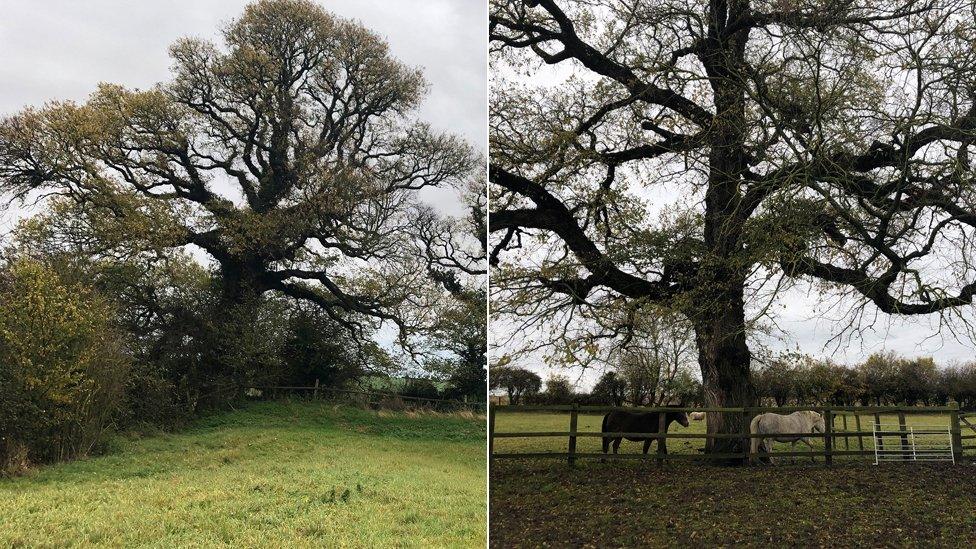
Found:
[490,365,543,405]
[490,0,976,455]
[0,0,477,385]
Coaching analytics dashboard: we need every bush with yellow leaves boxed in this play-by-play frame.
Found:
[0,259,130,475]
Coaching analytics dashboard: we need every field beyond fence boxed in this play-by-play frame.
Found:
[252,382,486,414]
[490,404,976,464]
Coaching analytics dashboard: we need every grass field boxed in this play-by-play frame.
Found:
[490,459,976,547]
[0,401,486,548]
[493,411,958,460]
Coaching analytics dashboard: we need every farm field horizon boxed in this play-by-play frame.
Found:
[0,401,487,548]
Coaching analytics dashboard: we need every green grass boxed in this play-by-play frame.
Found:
[494,411,956,460]
[0,401,486,548]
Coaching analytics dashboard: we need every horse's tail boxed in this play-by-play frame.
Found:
[601,414,610,454]
[749,414,763,462]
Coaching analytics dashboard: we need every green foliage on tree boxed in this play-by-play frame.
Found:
[281,304,382,388]
[591,371,627,406]
[490,366,542,405]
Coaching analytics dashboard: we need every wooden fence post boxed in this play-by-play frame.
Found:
[568,403,579,466]
[950,401,962,464]
[656,411,667,467]
[313,378,320,400]
[824,409,833,465]
[739,408,756,465]
[898,412,909,460]
[855,414,864,453]
[742,410,751,465]
[488,405,496,458]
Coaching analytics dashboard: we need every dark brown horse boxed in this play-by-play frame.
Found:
[601,409,690,454]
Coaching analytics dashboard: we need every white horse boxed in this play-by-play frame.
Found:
[750,410,825,464]
[689,412,706,421]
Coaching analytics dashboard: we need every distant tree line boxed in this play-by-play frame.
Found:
[754,351,976,409]
[490,367,703,407]
[492,350,976,410]
[491,310,705,407]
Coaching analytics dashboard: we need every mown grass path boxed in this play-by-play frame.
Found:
[1,402,486,548]
[491,460,976,547]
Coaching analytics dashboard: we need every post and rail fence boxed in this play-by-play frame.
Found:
[489,403,976,465]
[249,382,487,413]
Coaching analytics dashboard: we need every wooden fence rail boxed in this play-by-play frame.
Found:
[489,403,967,465]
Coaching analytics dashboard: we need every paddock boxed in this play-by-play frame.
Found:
[489,404,976,464]
[490,459,976,547]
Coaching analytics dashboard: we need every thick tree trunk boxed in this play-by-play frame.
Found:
[200,257,268,403]
[690,1,756,463]
[692,281,755,461]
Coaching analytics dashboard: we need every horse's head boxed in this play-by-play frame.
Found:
[808,411,826,433]
[664,404,690,428]
[671,411,690,428]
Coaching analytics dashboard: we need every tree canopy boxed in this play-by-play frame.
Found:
[0,0,479,376]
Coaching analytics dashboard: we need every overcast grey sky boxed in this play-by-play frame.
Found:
[0,0,486,226]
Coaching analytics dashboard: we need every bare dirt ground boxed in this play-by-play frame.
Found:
[491,459,976,548]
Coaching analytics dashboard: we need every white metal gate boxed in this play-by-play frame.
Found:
[872,422,954,464]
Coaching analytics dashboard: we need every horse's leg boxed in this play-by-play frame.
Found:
[612,438,621,454]
[790,440,798,464]
[803,438,816,463]
[642,438,652,455]
[762,439,778,465]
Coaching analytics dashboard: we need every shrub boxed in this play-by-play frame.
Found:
[280,306,366,388]
[121,361,186,429]
[0,259,130,474]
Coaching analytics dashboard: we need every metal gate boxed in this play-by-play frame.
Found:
[872,422,955,464]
